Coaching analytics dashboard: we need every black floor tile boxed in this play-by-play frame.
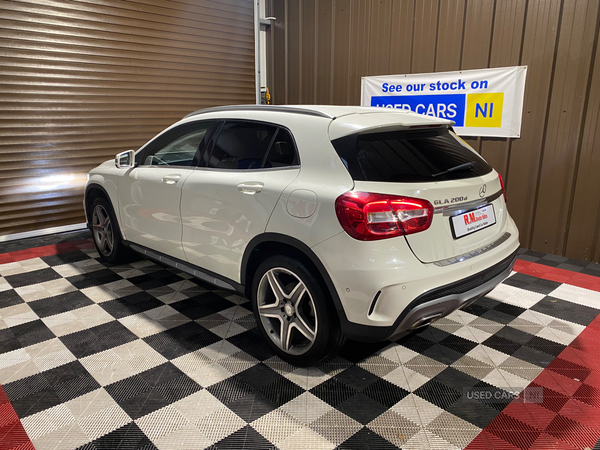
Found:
[395,334,436,353]
[258,376,304,407]
[154,374,203,403]
[10,387,63,418]
[413,326,452,344]
[338,427,398,450]
[138,362,184,386]
[433,367,481,391]
[169,297,220,320]
[215,425,277,450]
[446,395,501,428]
[105,375,152,403]
[338,340,390,364]
[143,322,220,359]
[5,267,62,288]
[503,273,561,295]
[3,371,51,401]
[511,345,556,367]
[235,363,282,391]
[334,365,380,391]
[0,289,24,308]
[60,321,138,358]
[482,334,523,355]
[99,292,163,319]
[41,251,90,266]
[413,379,462,410]
[462,302,490,316]
[66,269,123,290]
[439,334,479,354]
[54,373,101,403]
[361,378,409,407]
[12,319,55,348]
[493,302,526,317]
[78,422,158,450]
[226,392,277,422]
[480,309,516,325]
[337,393,388,425]
[531,296,598,326]
[524,335,567,358]
[422,343,464,365]
[227,329,274,361]
[28,291,94,318]
[310,377,359,407]
[207,377,254,406]
[495,326,536,345]
[466,381,515,412]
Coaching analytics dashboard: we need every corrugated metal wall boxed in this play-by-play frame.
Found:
[266,0,600,262]
[0,0,255,236]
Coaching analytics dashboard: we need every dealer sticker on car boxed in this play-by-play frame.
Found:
[451,205,496,238]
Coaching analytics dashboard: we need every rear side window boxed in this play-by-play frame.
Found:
[201,121,299,170]
[332,128,492,182]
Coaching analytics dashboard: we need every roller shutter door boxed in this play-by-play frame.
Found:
[0,0,255,236]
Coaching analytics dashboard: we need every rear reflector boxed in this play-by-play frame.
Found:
[335,191,433,241]
[498,173,507,202]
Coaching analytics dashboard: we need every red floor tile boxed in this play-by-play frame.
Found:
[513,261,600,293]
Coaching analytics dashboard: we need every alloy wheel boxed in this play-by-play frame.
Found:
[257,267,318,355]
[92,204,114,257]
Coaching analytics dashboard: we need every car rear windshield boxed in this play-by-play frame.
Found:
[332,128,492,182]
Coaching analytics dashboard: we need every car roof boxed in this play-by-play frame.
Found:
[183,104,454,140]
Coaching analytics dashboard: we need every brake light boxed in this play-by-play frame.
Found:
[335,192,433,241]
[498,173,507,202]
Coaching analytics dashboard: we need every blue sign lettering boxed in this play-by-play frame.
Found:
[370,94,466,126]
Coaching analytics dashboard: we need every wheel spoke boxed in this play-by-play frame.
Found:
[266,270,286,302]
[279,318,292,351]
[291,316,316,342]
[258,304,282,318]
[289,282,307,304]
[105,227,114,251]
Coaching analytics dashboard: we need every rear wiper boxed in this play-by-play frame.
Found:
[431,161,476,178]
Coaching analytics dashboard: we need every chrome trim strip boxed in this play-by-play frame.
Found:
[432,232,511,267]
[434,189,503,215]
[185,105,335,119]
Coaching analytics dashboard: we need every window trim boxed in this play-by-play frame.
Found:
[198,119,301,171]
[136,120,219,169]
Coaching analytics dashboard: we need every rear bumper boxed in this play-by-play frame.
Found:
[340,249,517,342]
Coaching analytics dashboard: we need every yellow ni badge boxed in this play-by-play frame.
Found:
[466,93,504,128]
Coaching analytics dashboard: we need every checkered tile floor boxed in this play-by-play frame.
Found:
[1,236,600,450]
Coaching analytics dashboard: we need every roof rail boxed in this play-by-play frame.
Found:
[184,105,335,120]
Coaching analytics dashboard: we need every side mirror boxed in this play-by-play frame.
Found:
[115,150,136,169]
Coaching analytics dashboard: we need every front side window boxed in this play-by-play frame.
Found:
[140,121,216,167]
[201,121,298,170]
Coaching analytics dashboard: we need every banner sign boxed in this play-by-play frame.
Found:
[361,66,527,138]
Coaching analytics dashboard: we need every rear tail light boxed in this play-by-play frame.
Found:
[498,173,507,202]
[335,192,433,241]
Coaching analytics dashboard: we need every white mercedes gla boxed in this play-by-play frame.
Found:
[85,105,519,365]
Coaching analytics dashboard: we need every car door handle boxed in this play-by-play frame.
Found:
[237,182,264,194]
[162,175,181,185]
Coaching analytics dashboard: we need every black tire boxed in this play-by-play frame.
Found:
[90,197,131,264]
[251,255,345,366]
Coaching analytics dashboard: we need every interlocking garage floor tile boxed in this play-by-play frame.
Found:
[2,237,600,449]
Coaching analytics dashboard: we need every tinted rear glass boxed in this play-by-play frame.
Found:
[332,128,492,182]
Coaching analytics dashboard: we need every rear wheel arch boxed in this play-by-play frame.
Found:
[241,233,345,316]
